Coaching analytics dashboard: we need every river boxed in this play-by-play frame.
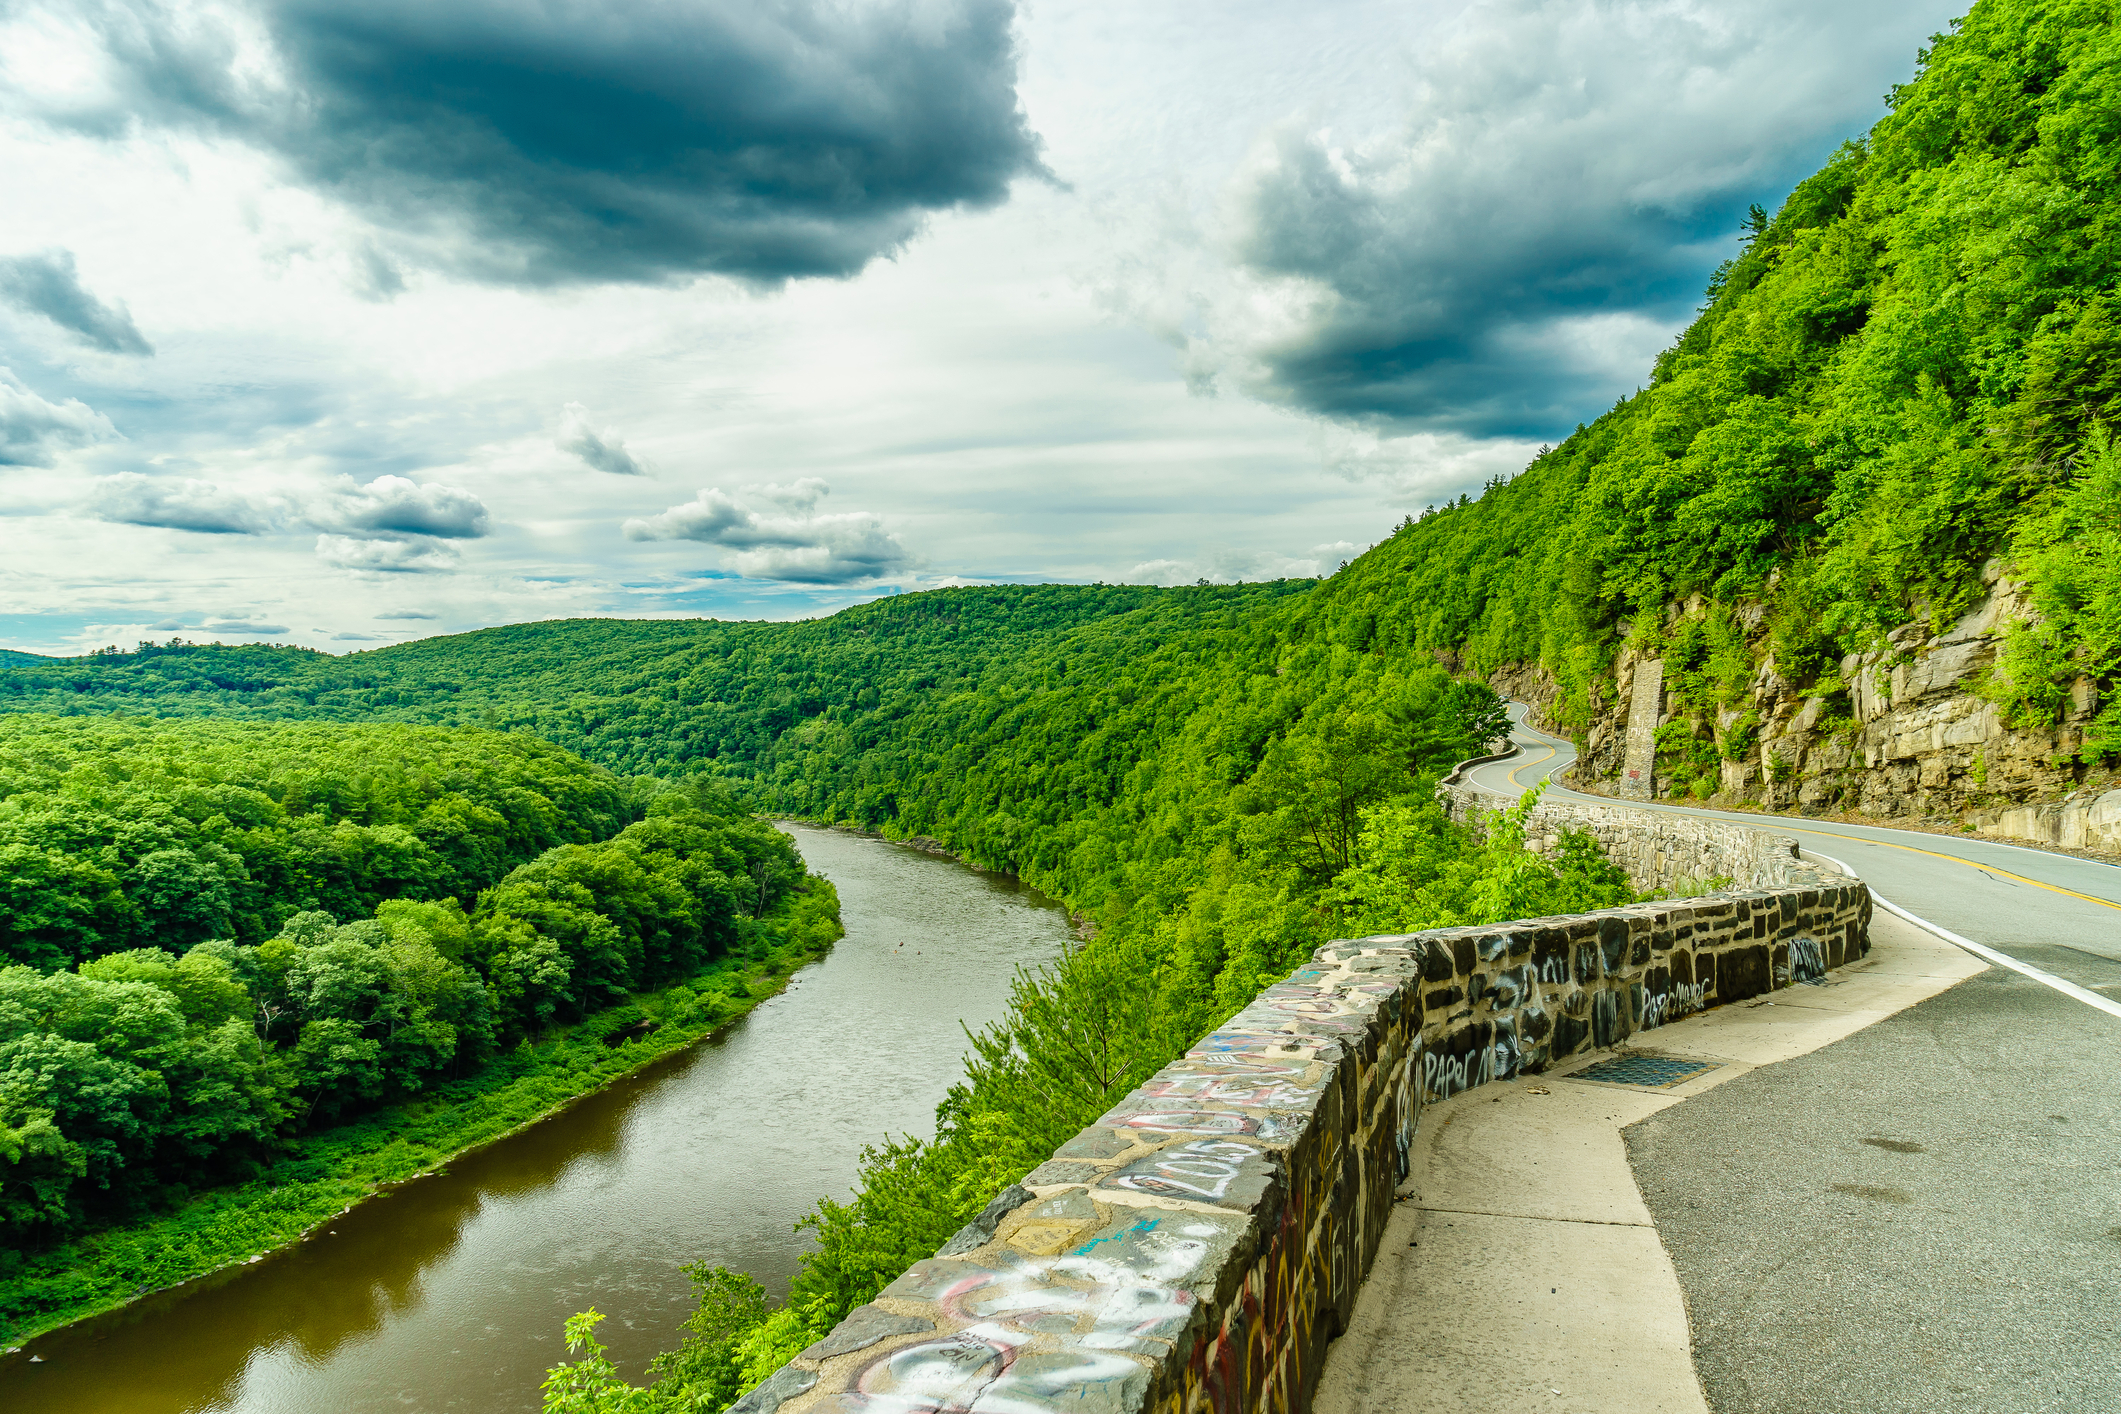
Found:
[1,824,1069,1414]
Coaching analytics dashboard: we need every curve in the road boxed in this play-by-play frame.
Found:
[1470,703,2121,1020]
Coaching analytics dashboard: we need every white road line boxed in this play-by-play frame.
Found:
[1488,705,2121,1020]
[1802,847,2121,1022]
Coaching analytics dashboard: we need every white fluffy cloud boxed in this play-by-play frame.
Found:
[315,534,463,573]
[624,483,912,584]
[91,474,285,533]
[0,371,118,465]
[333,475,490,539]
[88,472,489,575]
[1126,540,1359,586]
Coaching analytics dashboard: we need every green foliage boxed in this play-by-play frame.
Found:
[1985,423,2121,755]
[0,882,840,1345]
[1330,789,1634,935]
[1106,0,2121,745]
[0,717,818,1257]
[0,588,1279,774]
[0,715,631,968]
[543,1312,658,1414]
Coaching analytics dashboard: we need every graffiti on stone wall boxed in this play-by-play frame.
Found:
[1104,1109,1291,1140]
[1103,1138,1266,1203]
[759,889,1872,1414]
[1421,1020,1528,1102]
[1638,977,1708,1029]
[850,1220,1226,1412]
[1393,1045,1420,1178]
[1134,1072,1322,1110]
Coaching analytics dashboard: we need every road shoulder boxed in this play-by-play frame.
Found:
[1313,909,1982,1414]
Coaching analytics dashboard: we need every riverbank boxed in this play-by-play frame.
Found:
[0,881,843,1350]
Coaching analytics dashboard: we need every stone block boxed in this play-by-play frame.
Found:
[937,1184,1036,1257]
[1718,945,1771,1002]
[799,1305,935,1362]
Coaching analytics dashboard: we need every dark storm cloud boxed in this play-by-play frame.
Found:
[1208,0,1943,437]
[40,0,1043,287]
[0,251,154,354]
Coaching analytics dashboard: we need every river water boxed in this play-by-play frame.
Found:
[2,825,1068,1414]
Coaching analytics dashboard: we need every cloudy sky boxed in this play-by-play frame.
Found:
[0,0,1961,654]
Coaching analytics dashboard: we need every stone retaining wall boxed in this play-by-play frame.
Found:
[1440,778,1847,896]
[735,870,1870,1414]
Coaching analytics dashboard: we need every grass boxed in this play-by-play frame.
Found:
[0,883,843,1347]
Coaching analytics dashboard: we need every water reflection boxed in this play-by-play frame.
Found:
[0,826,1066,1414]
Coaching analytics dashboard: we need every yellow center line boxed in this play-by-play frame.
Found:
[1505,724,2121,915]
[1505,744,1556,791]
[1769,825,2121,913]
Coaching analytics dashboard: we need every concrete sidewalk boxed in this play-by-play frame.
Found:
[1314,909,1984,1414]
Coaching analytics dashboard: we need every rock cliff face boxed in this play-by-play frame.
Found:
[1489,570,2121,856]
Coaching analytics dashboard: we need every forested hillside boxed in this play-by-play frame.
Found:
[0,585,1242,772]
[1299,0,2121,774]
[0,716,825,1269]
[0,717,628,968]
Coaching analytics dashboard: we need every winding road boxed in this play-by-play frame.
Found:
[1465,703,2121,1011]
[1442,704,2121,1414]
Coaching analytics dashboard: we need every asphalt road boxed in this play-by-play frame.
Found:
[1462,708,2121,993]
[1463,708,2121,1414]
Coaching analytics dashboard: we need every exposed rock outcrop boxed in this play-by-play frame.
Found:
[1488,570,2121,856]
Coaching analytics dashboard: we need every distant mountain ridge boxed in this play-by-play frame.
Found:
[0,583,1312,775]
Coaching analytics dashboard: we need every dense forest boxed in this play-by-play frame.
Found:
[0,586,1231,773]
[0,716,819,1270]
[1293,0,2121,767]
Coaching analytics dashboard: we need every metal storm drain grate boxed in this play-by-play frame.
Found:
[1570,1054,1720,1089]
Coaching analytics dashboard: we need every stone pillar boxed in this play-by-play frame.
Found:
[1620,657,1663,799]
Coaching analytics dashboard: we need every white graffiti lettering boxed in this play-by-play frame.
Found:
[1109,1140,1257,1201]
